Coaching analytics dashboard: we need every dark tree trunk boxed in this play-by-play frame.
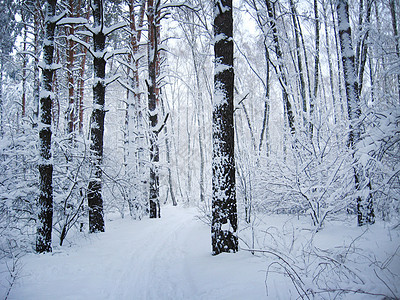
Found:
[36,0,57,253]
[356,0,372,96]
[322,0,337,124]
[266,0,295,135]
[289,0,307,129]
[148,0,161,219]
[66,0,75,136]
[337,0,375,226]
[88,0,105,232]
[211,0,238,255]
[311,0,320,136]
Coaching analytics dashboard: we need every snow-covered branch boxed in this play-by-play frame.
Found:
[57,17,88,26]
[104,21,128,36]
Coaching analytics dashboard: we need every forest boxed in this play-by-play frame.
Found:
[0,0,399,298]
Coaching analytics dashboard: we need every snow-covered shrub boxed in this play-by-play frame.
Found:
[253,122,354,229]
[0,125,38,255]
[361,106,400,222]
[52,135,91,246]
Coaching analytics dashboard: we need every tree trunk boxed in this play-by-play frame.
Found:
[88,0,106,232]
[33,8,41,128]
[331,0,345,119]
[311,0,320,136]
[160,95,177,206]
[22,16,27,118]
[289,0,307,129]
[148,0,161,218]
[124,0,147,218]
[36,0,57,253]
[337,0,375,226]
[390,0,400,103]
[322,0,337,124]
[76,0,89,135]
[356,0,372,96]
[266,0,295,135]
[66,0,75,136]
[211,0,238,255]
[191,44,205,203]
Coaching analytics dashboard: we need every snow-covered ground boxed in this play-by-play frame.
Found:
[1,206,399,299]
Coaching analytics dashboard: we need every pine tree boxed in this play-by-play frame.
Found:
[88,0,106,232]
[211,0,238,255]
[36,0,57,253]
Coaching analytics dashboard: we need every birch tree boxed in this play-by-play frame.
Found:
[124,0,147,218]
[337,0,375,226]
[211,0,238,255]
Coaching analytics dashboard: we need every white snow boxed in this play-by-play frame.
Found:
[213,33,227,44]
[103,22,128,36]
[56,17,88,26]
[1,206,399,299]
[214,63,232,75]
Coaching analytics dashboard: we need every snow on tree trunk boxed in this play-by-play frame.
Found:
[211,0,238,255]
[311,0,320,137]
[125,0,147,218]
[266,0,295,136]
[289,0,307,130]
[66,0,75,136]
[36,0,57,253]
[337,0,375,226]
[88,0,105,232]
[147,0,160,219]
[390,0,400,103]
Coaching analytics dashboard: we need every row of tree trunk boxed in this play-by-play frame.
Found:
[35,0,165,252]
[34,0,377,254]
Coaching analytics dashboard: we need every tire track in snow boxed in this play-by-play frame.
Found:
[110,207,199,300]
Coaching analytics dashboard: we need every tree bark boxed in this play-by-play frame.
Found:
[311,0,320,136]
[76,0,87,134]
[33,6,41,127]
[36,0,57,253]
[212,0,238,255]
[66,0,75,135]
[266,0,295,135]
[88,0,106,232]
[148,0,161,218]
[390,0,400,103]
[322,0,337,124]
[289,0,307,129]
[125,0,147,218]
[337,0,375,226]
[356,0,372,95]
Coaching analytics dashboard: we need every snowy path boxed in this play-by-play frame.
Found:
[5,206,267,300]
